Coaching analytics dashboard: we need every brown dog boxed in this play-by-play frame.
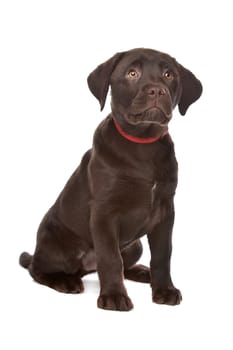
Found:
[19,48,202,311]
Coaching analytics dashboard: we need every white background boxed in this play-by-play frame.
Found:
[1,0,232,349]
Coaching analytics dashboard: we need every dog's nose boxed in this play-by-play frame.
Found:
[144,85,167,97]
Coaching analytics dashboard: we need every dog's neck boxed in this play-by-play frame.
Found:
[112,117,168,144]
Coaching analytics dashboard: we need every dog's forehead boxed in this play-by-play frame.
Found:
[119,48,176,69]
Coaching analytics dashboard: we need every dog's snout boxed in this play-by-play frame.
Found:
[144,85,167,97]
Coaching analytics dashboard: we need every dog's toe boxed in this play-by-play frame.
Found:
[97,293,134,311]
[152,287,182,305]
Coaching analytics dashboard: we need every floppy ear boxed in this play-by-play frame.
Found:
[178,64,203,116]
[87,52,124,111]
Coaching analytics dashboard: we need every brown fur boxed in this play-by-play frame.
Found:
[19,48,202,311]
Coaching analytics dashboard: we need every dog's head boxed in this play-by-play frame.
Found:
[88,48,202,130]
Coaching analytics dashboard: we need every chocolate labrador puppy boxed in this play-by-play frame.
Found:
[19,48,202,311]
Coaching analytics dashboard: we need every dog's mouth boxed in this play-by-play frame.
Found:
[126,107,171,126]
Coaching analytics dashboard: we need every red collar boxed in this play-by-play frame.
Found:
[113,118,168,144]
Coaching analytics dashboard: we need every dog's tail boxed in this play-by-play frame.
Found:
[19,252,33,269]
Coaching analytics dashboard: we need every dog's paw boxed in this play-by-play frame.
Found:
[124,264,151,283]
[54,275,84,294]
[97,293,134,311]
[152,287,182,305]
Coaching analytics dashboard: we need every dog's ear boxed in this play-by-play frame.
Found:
[178,64,203,116]
[87,53,124,111]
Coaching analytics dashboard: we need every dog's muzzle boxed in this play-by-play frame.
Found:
[127,84,173,125]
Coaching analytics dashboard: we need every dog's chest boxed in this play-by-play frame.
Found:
[118,178,174,244]
[91,131,178,243]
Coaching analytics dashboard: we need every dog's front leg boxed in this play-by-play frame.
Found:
[147,195,182,306]
[90,210,133,311]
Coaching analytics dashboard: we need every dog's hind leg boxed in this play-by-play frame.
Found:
[122,240,150,283]
[19,216,88,294]
[31,270,84,294]
[19,250,84,293]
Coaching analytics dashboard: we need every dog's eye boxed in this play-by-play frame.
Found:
[127,69,139,79]
[164,70,174,81]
